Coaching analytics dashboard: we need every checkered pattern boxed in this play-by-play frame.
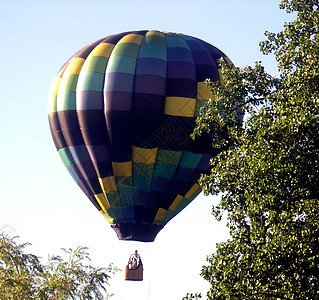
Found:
[48,30,230,241]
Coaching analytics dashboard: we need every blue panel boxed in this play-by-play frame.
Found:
[150,177,170,192]
[174,166,193,182]
[123,205,135,221]
[167,48,194,63]
[134,74,166,95]
[133,176,152,192]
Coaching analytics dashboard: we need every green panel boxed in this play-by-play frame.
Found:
[179,151,202,169]
[104,209,115,223]
[138,44,167,60]
[118,189,134,206]
[156,149,182,165]
[79,72,104,91]
[106,191,121,207]
[58,147,75,167]
[133,163,154,177]
[85,56,109,74]
[107,56,136,75]
[112,43,140,58]
[108,207,125,222]
[57,91,76,111]
[63,73,79,92]
[144,34,166,46]
[133,176,151,192]
[115,176,132,190]
[153,164,176,179]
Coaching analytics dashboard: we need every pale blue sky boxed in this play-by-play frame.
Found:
[0,1,291,299]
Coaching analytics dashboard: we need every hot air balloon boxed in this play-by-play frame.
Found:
[48,30,232,245]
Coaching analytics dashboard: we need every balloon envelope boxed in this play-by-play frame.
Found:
[48,30,230,242]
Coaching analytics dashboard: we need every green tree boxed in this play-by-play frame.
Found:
[191,1,319,299]
[0,232,118,299]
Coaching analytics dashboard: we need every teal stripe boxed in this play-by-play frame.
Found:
[58,147,75,167]
[179,151,202,169]
[57,91,76,111]
[153,164,176,179]
[166,36,190,48]
[118,189,134,206]
[133,176,151,191]
[79,72,104,91]
[138,44,167,60]
[107,56,136,75]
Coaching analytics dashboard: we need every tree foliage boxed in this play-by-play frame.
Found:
[192,1,319,299]
[0,232,118,299]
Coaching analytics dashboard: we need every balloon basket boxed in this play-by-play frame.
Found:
[125,265,143,281]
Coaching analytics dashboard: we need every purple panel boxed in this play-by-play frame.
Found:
[77,90,104,110]
[191,50,215,65]
[132,93,165,147]
[48,113,67,150]
[197,153,212,170]
[104,91,132,111]
[166,77,197,98]
[69,145,91,164]
[134,190,149,206]
[135,58,167,77]
[86,144,111,163]
[77,160,98,180]
[167,61,196,80]
[104,73,134,93]
[134,75,166,96]
[105,110,132,162]
[58,110,83,146]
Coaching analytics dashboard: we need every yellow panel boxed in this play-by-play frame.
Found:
[112,161,132,177]
[90,43,115,57]
[197,82,214,100]
[164,97,196,117]
[185,183,200,199]
[94,193,111,210]
[154,208,167,225]
[68,57,85,75]
[132,146,158,164]
[119,34,144,45]
[48,76,61,113]
[147,31,165,37]
[99,176,117,193]
[169,195,183,211]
